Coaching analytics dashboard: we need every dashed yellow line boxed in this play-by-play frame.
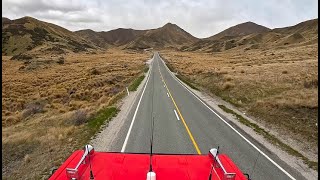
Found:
[158,65,202,154]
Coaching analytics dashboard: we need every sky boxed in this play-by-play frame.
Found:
[2,0,318,38]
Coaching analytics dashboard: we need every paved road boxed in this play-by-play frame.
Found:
[110,52,306,180]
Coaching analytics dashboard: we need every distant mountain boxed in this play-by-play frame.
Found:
[125,23,198,50]
[100,28,146,45]
[2,17,11,24]
[2,16,96,56]
[206,21,270,40]
[3,16,317,56]
[75,28,146,47]
[74,29,110,48]
[182,19,317,52]
[273,19,318,40]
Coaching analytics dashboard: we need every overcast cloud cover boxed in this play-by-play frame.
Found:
[2,0,318,38]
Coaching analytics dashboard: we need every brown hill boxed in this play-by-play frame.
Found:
[241,19,318,47]
[74,29,110,48]
[99,28,146,45]
[183,19,317,52]
[2,16,96,56]
[207,21,270,40]
[2,17,11,24]
[273,19,318,36]
[125,23,198,50]
[75,28,146,47]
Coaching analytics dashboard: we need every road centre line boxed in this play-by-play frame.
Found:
[174,109,180,121]
[158,60,202,154]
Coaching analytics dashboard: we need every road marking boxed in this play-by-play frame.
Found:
[158,55,296,180]
[126,87,129,96]
[166,92,169,97]
[158,61,202,155]
[173,109,180,120]
[121,57,153,152]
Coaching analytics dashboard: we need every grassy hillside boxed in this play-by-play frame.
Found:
[183,19,318,52]
[206,21,270,40]
[2,49,151,179]
[125,23,198,50]
[161,40,318,167]
[2,16,97,56]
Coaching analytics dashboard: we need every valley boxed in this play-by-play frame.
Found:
[2,15,318,179]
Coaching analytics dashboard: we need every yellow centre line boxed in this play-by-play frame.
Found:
[158,65,202,155]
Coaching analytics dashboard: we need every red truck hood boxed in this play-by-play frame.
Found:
[49,149,247,180]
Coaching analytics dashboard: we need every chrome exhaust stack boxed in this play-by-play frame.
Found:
[66,145,95,180]
[209,148,236,180]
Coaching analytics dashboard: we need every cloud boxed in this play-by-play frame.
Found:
[3,0,85,13]
[2,0,318,38]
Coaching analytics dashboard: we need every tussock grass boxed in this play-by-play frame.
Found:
[176,74,199,90]
[2,48,150,179]
[71,109,88,126]
[222,82,235,90]
[225,75,233,81]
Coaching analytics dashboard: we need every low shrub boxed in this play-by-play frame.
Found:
[22,100,46,118]
[71,109,88,126]
[57,57,65,64]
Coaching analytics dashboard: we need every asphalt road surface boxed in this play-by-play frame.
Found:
[110,52,306,180]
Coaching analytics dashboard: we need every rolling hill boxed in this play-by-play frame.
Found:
[75,28,146,47]
[182,19,318,52]
[3,16,317,55]
[206,21,270,40]
[74,29,110,48]
[2,16,97,56]
[125,23,198,50]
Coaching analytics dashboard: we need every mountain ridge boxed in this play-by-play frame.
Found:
[206,21,271,40]
[2,16,317,54]
[2,16,97,56]
[181,18,317,52]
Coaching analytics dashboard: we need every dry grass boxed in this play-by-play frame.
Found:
[2,48,151,179]
[222,82,235,90]
[161,43,318,161]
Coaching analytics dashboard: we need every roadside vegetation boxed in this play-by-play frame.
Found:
[175,74,199,90]
[160,43,318,167]
[128,75,145,91]
[2,49,151,179]
[161,55,199,90]
[144,66,149,73]
[87,106,119,137]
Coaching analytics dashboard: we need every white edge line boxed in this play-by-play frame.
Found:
[121,57,153,152]
[158,54,296,180]
[174,109,180,121]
